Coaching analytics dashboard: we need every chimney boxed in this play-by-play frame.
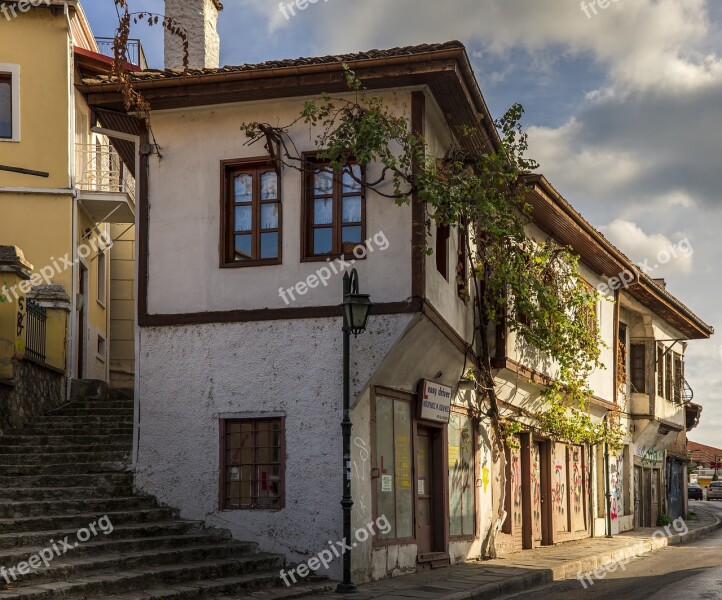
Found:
[653,278,667,290]
[164,0,222,70]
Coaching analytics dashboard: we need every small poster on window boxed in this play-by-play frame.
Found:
[418,478,425,496]
[230,466,240,481]
[381,475,393,492]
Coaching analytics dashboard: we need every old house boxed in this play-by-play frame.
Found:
[77,0,712,585]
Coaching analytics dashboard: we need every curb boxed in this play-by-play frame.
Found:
[445,509,722,600]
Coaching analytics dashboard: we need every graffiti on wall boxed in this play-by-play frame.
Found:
[572,447,583,512]
[610,453,624,521]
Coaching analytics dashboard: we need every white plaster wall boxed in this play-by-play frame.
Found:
[136,313,413,582]
[145,92,415,316]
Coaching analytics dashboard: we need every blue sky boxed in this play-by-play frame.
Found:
[83,0,722,447]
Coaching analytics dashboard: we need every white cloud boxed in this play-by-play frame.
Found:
[599,219,694,275]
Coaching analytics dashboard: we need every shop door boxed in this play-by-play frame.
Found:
[643,468,652,527]
[651,469,660,526]
[634,466,641,527]
[531,442,544,546]
[416,426,435,554]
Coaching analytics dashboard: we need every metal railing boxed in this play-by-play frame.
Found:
[75,143,136,203]
[95,37,148,69]
[25,299,47,364]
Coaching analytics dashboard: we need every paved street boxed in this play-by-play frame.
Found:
[502,502,722,600]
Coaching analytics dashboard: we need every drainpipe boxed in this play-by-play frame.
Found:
[604,416,613,538]
[64,1,77,402]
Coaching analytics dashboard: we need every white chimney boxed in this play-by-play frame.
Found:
[164,0,221,70]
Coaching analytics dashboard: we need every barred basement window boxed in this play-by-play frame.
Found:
[220,418,285,510]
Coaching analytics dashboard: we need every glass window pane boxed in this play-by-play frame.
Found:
[260,232,278,260]
[314,198,333,225]
[342,196,362,223]
[0,76,10,139]
[234,234,252,261]
[261,204,278,230]
[313,228,332,255]
[235,205,252,232]
[234,174,253,202]
[260,171,278,200]
[342,164,362,192]
[342,226,362,245]
[314,169,334,195]
[376,396,396,539]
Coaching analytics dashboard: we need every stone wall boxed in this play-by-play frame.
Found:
[0,358,65,434]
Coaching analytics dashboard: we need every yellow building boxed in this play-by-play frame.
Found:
[0,1,136,399]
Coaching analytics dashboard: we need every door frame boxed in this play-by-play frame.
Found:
[76,261,88,379]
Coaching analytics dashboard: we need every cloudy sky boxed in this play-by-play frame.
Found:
[84,0,722,446]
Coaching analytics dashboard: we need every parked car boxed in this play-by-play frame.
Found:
[707,481,722,501]
[688,482,704,500]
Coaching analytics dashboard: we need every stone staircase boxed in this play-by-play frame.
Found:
[0,389,332,599]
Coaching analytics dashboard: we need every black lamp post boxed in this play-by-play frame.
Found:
[337,269,372,594]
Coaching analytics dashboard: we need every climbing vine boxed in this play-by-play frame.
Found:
[241,68,625,555]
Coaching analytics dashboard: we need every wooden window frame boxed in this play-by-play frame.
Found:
[96,249,106,307]
[219,416,286,511]
[301,154,366,262]
[665,351,673,400]
[630,344,646,394]
[448,406,477,541]
[673,352,683,404]
[436,223,450,280]
[657,343,664,397]
[0,65,19,142]
[220,158,282,268]
[371,386,417,548]
[456,225,468,299]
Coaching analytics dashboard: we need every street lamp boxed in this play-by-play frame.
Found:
[337,269,372,594]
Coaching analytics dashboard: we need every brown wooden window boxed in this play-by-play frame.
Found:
[303,159,365,259]
[456,225,468,298]
[617,323,628,388]
[436,223,450,280]
[665,351,673,400]
[657,344,664,396]
[221,160,281,266]
[630,344,646,393]
[673,352,683,404]
[0,74,12,139]
[220,418,285,510]
[449,410,476,537]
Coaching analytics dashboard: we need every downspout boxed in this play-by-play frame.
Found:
[64,1,78,401]
[606,287,621,537]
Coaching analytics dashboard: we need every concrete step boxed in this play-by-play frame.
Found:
[0,451,129,465]
[0,557,284,599]
[0,508,178,534]
[60,400,134,410]
[11,426,134,436]
[50,408,135,417]
[0,531,241,567]
[0,461,128,476]
[0,496,156,519]
[32,416,134,425]
[0,520,206,550]
[0,444,131,455]
[3,541,268,587]
[0,485,135,502]
[0,433,133,446]
[0,472,133,489]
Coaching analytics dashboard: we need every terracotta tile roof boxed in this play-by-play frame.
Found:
[81,41,466,85]
[688,440,722,465]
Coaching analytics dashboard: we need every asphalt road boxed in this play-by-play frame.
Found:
[502,502,722,600]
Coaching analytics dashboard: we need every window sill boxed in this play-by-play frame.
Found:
[301,255,367,264]
[0,137,20,143]
[220,259,282,269]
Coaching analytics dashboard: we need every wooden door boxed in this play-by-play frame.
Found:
[531,441,543,545]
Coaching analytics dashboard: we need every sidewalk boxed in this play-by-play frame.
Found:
[246,503,721,600]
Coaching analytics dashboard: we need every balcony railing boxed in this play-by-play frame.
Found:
[75,143,136,203]
[95,37,148,69]
[25,299,47,364]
